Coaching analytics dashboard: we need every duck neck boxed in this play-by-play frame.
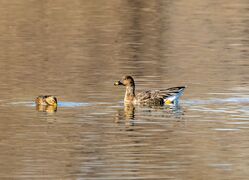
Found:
[125,86,135,103]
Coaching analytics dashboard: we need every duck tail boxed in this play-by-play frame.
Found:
[164,86,186,105]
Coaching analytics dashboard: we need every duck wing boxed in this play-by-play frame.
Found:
[136,90,164,105]
[136,86,186,105]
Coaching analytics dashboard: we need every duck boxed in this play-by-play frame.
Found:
[114,75,185,106]
[35,95,58,106]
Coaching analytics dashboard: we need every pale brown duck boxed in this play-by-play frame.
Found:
[114,75,185,106]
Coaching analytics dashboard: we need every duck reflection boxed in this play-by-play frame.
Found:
[115,103,135,126]
[115,103,184,125]
[36,104,57,113]
[124,103,135,120]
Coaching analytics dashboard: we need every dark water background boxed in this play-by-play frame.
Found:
[0,0,249,179]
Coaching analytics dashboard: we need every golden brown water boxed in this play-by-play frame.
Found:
[0,0,249,179]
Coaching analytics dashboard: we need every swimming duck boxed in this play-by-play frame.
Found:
[35,95,57,106]
[114,76,185,105]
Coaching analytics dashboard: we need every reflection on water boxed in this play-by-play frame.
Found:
[114,103,184,127]
[116,103,135,122]
[36,104,57,113]
[115,103,135,126]
[185,97,249,106]
[0,0,249,179]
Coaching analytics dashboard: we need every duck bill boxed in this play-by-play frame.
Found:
[114,81,124,86]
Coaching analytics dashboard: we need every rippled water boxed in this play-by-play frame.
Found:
[0,0,249,179]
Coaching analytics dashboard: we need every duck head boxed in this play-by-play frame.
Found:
[114,76,136,103]
[114,75,135,87]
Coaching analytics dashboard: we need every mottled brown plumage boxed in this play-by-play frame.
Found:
[35,95,58,106]
[114,76,185,105]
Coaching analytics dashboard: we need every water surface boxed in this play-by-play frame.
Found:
[0,0,249,179]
